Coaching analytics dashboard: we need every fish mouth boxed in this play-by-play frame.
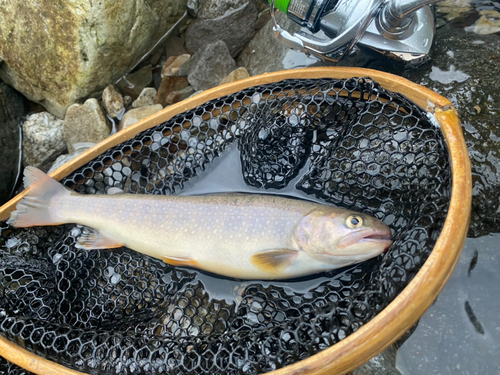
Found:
[358,232,393,252]
[338,229,392,253]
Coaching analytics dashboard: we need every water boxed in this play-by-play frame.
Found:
[397,235,500,374]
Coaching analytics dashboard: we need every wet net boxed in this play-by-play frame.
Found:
[0,78,450,374]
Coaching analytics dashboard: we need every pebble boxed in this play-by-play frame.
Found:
[48,142,96,174]
[219,67,250,85]
[186,40,237,91]
[117,65,153,100]
[22,112,67,171]
[161,54,191,77]
[154,76,190,107]
[102,85,124,118]
[165,86,196,106]
[132,88,157,108]
[64,98,111,153]
[119,104,163,131]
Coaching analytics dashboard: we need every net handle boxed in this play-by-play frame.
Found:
[0,67,472,375]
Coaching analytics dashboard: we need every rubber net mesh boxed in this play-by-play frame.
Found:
[0,78,450,374]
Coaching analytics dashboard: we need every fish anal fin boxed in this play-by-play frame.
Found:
[250,249,298,273]
[162,256,199,268]
[76,229,124,250]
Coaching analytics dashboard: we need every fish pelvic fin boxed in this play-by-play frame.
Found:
[7,167,71,228]
[76,228,124,250]
[250,249,298,274]
[162,256,199,268]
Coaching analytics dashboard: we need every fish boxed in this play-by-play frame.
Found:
[7,167,392,280]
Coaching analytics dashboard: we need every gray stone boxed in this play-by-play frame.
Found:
[22,112,67,171]
[238,11,302,75]
[0,81,24,205]
[0,0,187,118]
[64,98,111,153]
[102,85,125,118]
[185,0,258,57]
[132,88,157,108]
[119,104,163,131]
[187,40,237,91]
[48,142,96,174]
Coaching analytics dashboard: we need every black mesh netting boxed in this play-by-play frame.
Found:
[0,78,450,374]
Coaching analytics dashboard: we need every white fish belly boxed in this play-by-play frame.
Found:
[57,193,317,278]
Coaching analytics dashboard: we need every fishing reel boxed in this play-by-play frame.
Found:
[270,0,441,68]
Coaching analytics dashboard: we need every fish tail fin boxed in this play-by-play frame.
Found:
[7,167,71,228]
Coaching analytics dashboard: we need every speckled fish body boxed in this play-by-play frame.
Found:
[8,167,392,280]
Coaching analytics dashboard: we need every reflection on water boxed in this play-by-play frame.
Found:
[397,235,500,374]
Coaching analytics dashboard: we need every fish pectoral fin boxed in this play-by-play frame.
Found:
[161,256,199,268]
[75,229,124,250]
[250,249,298,273]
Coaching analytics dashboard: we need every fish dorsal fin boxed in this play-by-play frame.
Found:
[76,228,124,250]
[107,187,125,195]
[250,249,298,273]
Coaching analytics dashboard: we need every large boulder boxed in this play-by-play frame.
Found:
[0,0,187,118]
[0,82,24,205]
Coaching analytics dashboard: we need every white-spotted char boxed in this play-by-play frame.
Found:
[7,167,392,280]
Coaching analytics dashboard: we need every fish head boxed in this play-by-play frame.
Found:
[294,208,392,263]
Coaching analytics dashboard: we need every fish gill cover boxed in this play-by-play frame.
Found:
[0,78,450,374]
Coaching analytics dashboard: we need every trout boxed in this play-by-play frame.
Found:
[7,167,392,280]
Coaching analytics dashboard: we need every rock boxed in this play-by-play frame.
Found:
[165,86,196,106]
[119,104,163,131]
[0,81,24,205]
[187,0,200,18]
[154,76,190,107]
[48,142,96,174]
[102,85,124,118]
[238,11,303,76]
[254,8,271,30]
[64,99,110,153]
[219,67,250,85]
[132,88,157,108]
[0,1,187,118]
[161,54,191,77]
[123,96,133,108]
[466,10,500,35]
[117,65,153,100]
[436,0,473,22]
[185,0,258,57]
[165,33,188,59]
[22,112,67,171]
[187,40,237,91]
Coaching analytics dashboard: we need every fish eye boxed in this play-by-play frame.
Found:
[346,215,363,229]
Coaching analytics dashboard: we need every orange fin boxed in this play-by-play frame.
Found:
[250,249,298,273]
[162,256,199,268]
[75,229,124,250]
